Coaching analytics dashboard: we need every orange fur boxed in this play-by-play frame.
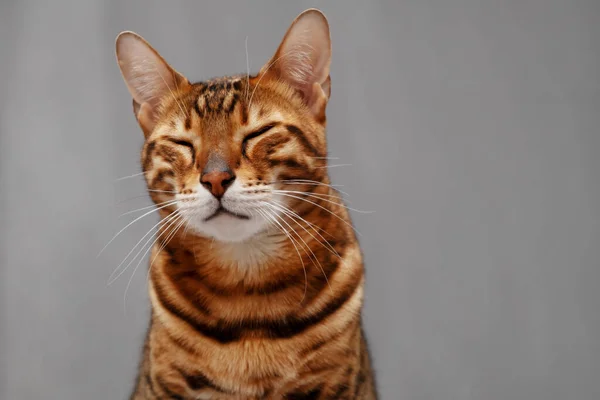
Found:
[116,9,377,399]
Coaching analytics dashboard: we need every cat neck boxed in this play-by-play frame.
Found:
[151,200,353,291]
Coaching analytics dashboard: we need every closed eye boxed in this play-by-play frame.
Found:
[166,138,195,161]
[242,124,277,157]
[166,138,194,150]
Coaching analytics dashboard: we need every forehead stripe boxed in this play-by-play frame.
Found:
[285,125,322,157]
[191,78,244,116]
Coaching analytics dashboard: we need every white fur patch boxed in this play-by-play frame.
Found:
[177,180,279,243]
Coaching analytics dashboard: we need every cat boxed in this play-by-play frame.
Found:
[115,8,377,399]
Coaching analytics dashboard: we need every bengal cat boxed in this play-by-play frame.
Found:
[115,9,377,399]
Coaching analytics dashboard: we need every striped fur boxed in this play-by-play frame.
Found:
[116,9,377,399]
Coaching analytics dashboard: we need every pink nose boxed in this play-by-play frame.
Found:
[200,171,235,198]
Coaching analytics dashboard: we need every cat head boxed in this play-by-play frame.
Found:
[115,9,333,243]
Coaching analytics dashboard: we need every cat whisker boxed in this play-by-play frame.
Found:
[255,207,308,303]
[147,189,179,194]
[97,201,181,258]
[114,191,178,205]
[277,179,343,187]
[262,202,334,295]
[273,192,363,237]
[123,213,185,315]
[270,179,350,197]
[108,211,181,285]
[181,208,198,238]
[273,189,344,200]
[114,194,152,205]
[182,218,192,238]
[310,156,340,160]
[273,188,353,205]
[274,191,373,214]
[245,35,251,103]
[314,163,352,169]
[270,199,336,240]
[267,200,340,257]
[146,212,191,281]
[147,213,187,278]
[114,171,149,181]
[265,204,340,287]
[118,199,180,218]
[263,205,331,297]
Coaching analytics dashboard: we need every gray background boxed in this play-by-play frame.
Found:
[1,0,599,399]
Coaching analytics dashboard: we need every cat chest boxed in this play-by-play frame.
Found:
[151,333,306,397]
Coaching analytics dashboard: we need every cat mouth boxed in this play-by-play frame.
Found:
[204,206,250,222]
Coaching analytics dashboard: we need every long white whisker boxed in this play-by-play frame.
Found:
[118,199,180,218]
[262,203,333,295]
[267,200,341,259]
[274,179,344,187]
[115,194,153,205]
[107,211,180,284]
[115,190,176,206]
[272,180,351,197]
[273,192,363,237]
[181,213,193,238]
[180,203,210,239]
[314,163,352,169]
[123,214,185,315]
[273,189,341,199]
[266,207,331,297]
[245,35,251,102]
[97,201,179,258]
[108,211,180,284]
[270,198,336,239]
[147,189,178,194]
[256,208,308,302]
[274,191,373,214]
[148,215,186,271]
[145,211,188,284]
[114,171,148,181]
[273,188,353,205]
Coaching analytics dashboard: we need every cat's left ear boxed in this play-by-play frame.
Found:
[259,9,332,120]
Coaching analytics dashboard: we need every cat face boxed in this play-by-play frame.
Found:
[116,10,332,242]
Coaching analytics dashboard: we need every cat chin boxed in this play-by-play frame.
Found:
[186,212,267,243]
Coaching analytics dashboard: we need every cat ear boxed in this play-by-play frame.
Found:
[260,9,332,119]
[115,31,189,136]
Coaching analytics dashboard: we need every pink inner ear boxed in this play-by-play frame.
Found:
[272,11,331,106]
[134,101,158,137]
[321,76,331,99]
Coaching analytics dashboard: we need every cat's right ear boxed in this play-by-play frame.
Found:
[115,31,190,137]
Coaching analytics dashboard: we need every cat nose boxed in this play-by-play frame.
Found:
[200,170,235,198]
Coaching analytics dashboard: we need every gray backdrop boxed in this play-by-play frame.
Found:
[1,1,599,399]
